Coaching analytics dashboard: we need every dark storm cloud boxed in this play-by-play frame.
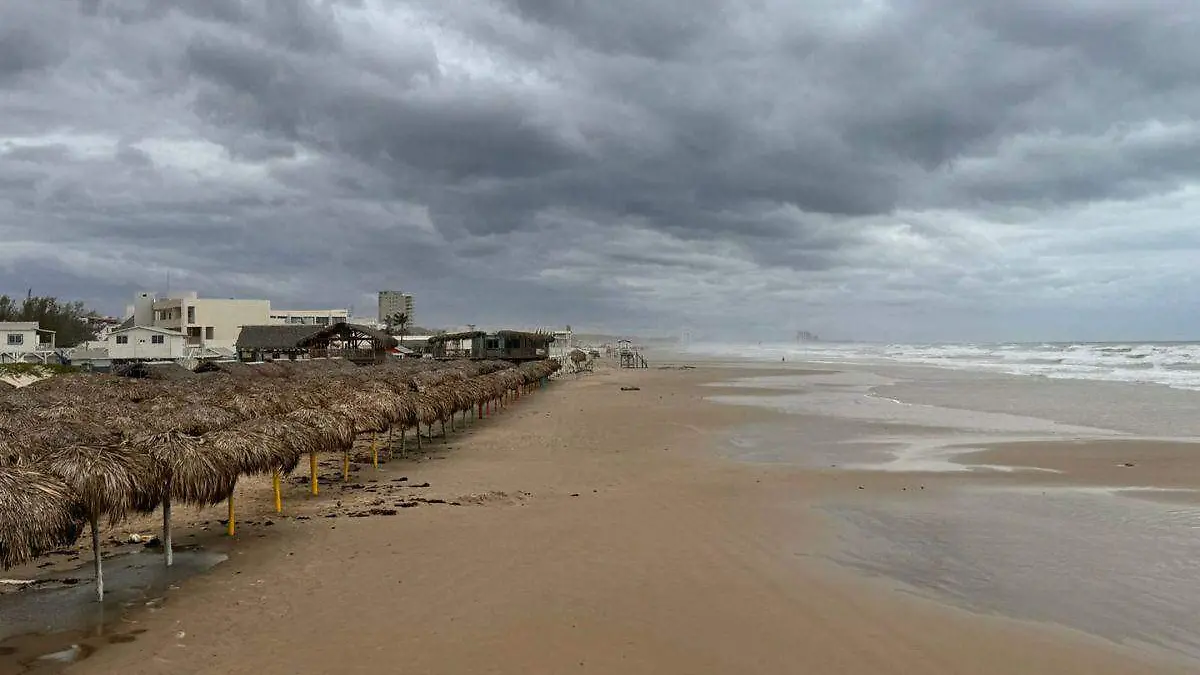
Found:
[1,0,1199,340]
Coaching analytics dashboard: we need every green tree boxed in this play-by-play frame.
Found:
[0,294,101,347]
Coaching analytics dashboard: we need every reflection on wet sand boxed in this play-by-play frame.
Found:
[0,547,224,672]
[707,364,1200,666]
[828,486,1200,662]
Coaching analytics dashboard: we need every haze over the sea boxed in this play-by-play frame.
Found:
[3,1,1198,342]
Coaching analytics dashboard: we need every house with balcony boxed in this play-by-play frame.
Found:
[0,321,57,364]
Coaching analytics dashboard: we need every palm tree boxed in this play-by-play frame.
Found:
[388,312,411,340]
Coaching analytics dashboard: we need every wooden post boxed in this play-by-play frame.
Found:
[310,452,319,496]
[273,470,283,513]
[163,491,173,567]
[371,432,378,469]
[227,490,236,536]
[343,449,350,481]
[91,515,103,602]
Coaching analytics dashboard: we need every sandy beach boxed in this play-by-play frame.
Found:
[2,364,1197,674]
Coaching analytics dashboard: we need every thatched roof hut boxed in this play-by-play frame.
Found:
[234,325,326,362]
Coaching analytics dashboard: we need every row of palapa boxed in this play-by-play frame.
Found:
[0,357,561,601]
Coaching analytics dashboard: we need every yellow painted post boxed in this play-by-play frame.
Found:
[310,452,319,496]
[273,470,282,513]
[371,432,378,469]
[227,491,236,537]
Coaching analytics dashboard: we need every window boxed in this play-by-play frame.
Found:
[485,338,500,350]
[151,334,165,344]
[316,316,330,325]
[115,336,129,345]
[6,333,23,346]
[205,327,214,340]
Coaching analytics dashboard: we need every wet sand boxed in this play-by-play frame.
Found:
[1,365,1194,674]
[963,439,1200,496]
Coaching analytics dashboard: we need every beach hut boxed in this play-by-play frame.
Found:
[427,330,555,362]
[234,325,327,363]
[297,323,398,365]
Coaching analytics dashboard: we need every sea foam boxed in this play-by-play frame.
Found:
[685,341,1200,391]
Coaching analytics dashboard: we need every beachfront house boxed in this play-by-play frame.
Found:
[104,325,186,362]
[427,330,555,362]
[0,321,57,364]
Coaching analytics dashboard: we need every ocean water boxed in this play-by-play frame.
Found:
[685,341,1200,392]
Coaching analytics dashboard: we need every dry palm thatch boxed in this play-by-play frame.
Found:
[0,465,84,569]
[39,443,164,601]
[129,431,239,567]
[284,407,356,496]
[0,437,27,468]
[203,419,301,534]
[151,402,243,435]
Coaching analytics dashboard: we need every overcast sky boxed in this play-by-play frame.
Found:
[2,1,1199,342]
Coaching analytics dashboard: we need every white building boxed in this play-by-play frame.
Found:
[143,292,269,350]
[269,308,349,326]
[104,325,187,361]
[378,291,414,324]
[0,321,56,364]
[129,292,346,352]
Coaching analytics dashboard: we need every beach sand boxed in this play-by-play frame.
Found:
[964,439,1200,497]
[1,365,1193,674]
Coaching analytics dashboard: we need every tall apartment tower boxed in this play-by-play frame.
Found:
[378,291,415,324]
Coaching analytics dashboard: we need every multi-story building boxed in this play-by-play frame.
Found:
[268,308,350,326]
[377,291,414,325]
[143,292,270,350]
[127,292,349,352]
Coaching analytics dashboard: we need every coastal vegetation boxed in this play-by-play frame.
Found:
[0,294,103,348]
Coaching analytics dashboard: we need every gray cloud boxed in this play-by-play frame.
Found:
[1,0,1199,342]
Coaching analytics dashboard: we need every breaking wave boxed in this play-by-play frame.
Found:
[684,341,1200,392]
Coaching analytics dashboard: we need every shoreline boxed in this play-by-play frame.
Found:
[2,363,1195,673]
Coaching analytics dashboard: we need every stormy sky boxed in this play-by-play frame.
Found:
[2,0,1199,342]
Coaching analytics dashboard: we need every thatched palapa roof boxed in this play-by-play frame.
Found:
[1,466,85,569]
[297,323,398,349]
[236,325,326,351]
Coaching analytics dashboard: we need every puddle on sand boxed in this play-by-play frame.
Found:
[0,547,225,673]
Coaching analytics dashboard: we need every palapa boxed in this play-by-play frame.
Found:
[0,354,564,590]
[38,443,164,601]
[0,466,84,569]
